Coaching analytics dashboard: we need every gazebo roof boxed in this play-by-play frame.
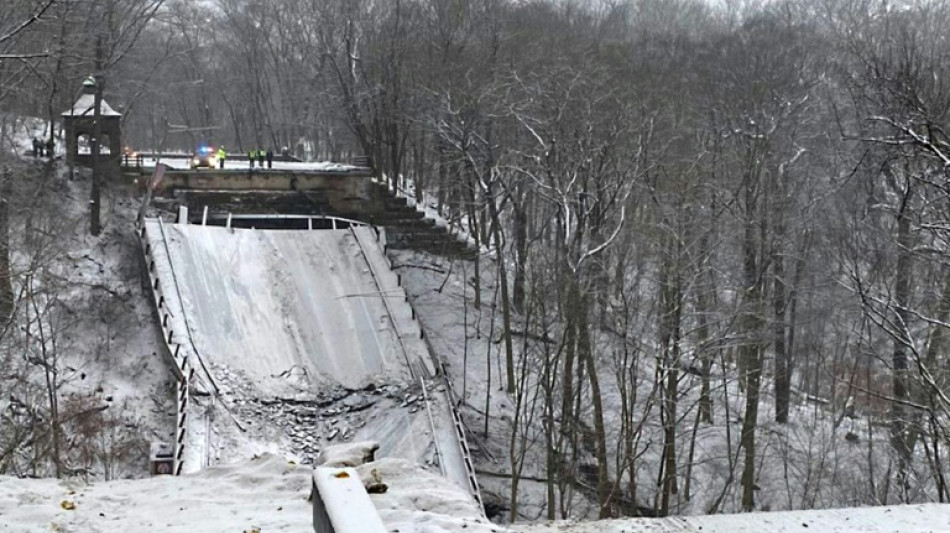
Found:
[62,94,121,117]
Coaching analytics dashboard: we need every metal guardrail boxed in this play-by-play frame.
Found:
[366,227,484,509]
[438,370,484,509]
[348,226,424,379]
[204,213,368,230]
[137,220,193,475]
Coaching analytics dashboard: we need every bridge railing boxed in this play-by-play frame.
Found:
[138,219,193,475]
[201,213,369,230]
[368,227,484,509]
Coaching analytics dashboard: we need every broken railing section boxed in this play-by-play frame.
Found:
[378,230,485,510]
[138,219,194,475]
[440,372,484,509]
[312,467,387,533]
[357,227,482,506]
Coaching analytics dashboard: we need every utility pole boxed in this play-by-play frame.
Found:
[90,36,104,236]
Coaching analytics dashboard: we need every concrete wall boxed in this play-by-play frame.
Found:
[161,171,374,213]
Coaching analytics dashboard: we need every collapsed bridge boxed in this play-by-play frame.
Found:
[139,213,481,507]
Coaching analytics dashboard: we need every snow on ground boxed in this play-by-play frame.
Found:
[0,447,496,533]
[358,457,504,533]
[0,146,173,479]
[388,244,947,518]
[511,504,950,533]
[0,454,312,533]
[1,448,945,533]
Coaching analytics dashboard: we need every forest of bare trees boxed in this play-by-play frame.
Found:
[3,0,950,521]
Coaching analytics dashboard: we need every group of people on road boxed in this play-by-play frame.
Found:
[248,148,274,169]
[31,138,54,158]
[206,147,275,169]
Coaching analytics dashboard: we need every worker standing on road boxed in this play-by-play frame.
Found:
[248,149,256,169]
[266,148,273,169]
[257,149,265,168]
[217,147,226,169]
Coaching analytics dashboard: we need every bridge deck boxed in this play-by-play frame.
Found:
[142,220,475,501]
[125,155,372,175]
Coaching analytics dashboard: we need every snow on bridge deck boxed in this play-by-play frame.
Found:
[149,222,424,392]
[142,220,474,499]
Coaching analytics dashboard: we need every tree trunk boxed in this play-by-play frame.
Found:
[464,165,481,309]
[739,172,765,512]
[0,168,12,321]
[891,193,914,500]
[773,243,789,424]
[577,289,611,517]
[696,235,715,424]
[512,179,528,314]
[659,253,682,515]
[486,176,515,394]
[739,340,762,511]
[557,281,579,517]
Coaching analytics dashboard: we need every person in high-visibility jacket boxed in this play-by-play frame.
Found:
[248,149,256,169]
[217,147,226,169]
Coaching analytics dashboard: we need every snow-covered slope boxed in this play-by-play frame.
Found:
[511,504,950,533]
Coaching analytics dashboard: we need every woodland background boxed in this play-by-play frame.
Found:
[2,0,950,522]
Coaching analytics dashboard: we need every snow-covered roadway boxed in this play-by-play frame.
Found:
[141,155,364,173]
